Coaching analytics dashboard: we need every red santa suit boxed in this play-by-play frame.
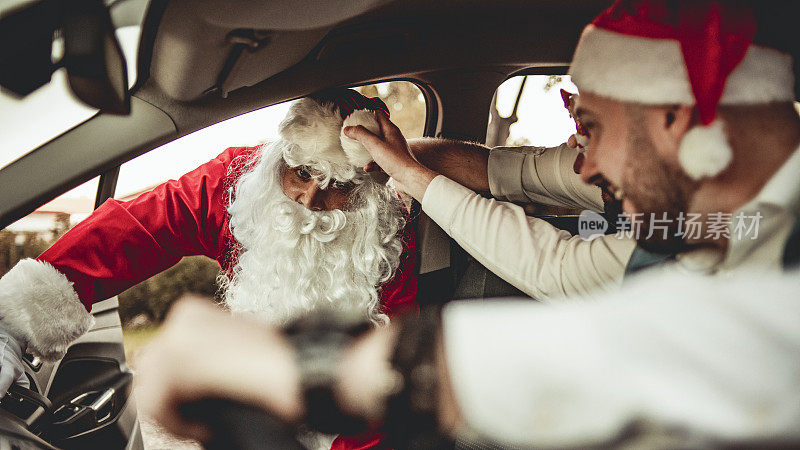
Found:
[35,145,418,318]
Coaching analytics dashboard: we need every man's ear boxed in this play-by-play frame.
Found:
[650,104,695,159]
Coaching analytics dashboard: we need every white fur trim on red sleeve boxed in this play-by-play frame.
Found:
[0,259,94,361]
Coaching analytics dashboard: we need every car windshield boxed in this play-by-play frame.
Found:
[0,25,141,171]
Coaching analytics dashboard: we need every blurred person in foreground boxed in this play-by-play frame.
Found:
[0,89,417,449]
[138,0,800,447]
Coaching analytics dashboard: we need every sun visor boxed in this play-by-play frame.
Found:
[148,0,391,101]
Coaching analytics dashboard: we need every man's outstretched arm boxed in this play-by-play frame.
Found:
[345,115,631,299]
[407,137,603,211]
[0,147,251,367]
[407,138,491,194]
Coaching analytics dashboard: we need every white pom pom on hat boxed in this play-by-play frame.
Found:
[568,0,795,180]
[340,109,380,168]
[678,120,733,180]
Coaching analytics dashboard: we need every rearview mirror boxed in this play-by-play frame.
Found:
[0,0,130,115]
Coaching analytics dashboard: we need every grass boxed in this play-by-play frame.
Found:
[122,325,161,367]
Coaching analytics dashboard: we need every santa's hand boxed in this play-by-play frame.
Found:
[0,327,30,397]
[136,296,303,443]
[344,113,437,201]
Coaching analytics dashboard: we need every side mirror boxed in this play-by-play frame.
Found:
[0,0,130,115]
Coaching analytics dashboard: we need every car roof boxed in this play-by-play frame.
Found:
[133,0,611,135]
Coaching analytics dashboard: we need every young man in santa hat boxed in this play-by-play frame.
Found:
[353,0,800,291]
[133,1,800,447]
[0,89,417,448]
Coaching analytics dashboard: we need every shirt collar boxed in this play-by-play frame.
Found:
[739,142,800,215]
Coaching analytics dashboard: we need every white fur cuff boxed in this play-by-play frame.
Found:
[0,259,94,361]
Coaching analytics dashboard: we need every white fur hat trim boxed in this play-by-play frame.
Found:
[678,120,733,180]
[340,109,379,168]
[569,25,795,106]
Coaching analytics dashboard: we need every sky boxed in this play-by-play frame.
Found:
[496,75,579,147]
[0,21,577,209]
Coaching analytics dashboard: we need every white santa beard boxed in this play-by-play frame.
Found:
[221,142,406,327]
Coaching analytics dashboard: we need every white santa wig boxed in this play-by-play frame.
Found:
[219,133,406,326]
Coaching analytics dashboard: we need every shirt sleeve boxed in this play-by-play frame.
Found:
[488,144,604,211]
[422,175,634,300]
[37,146,253,310]
[441,269,800,447]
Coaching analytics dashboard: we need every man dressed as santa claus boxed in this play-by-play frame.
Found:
[0,88,417,447]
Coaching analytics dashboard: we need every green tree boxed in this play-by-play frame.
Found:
[118,255,220,324]
[357,82,426,138]
[543,75,564,92]
[0,230,52,276]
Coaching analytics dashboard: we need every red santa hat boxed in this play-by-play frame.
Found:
[278,88,389,182]
[568,0,795,180]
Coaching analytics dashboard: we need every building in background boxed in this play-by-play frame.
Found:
[5,196,93,238]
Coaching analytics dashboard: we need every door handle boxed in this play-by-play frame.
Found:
[46,371,132,441]
[51,387,116,429]
[87,388,115,423]
[23,353,42,372]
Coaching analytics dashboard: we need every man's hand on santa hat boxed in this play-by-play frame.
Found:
[344,113,438,201]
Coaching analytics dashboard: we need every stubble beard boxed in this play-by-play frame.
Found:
[621,108,700,254]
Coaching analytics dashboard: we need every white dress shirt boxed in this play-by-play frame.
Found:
[438,145,800,447]
[442,269,800,447]
[421,144,635,299]
[487,143,604,211]
[675,143,800,275]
